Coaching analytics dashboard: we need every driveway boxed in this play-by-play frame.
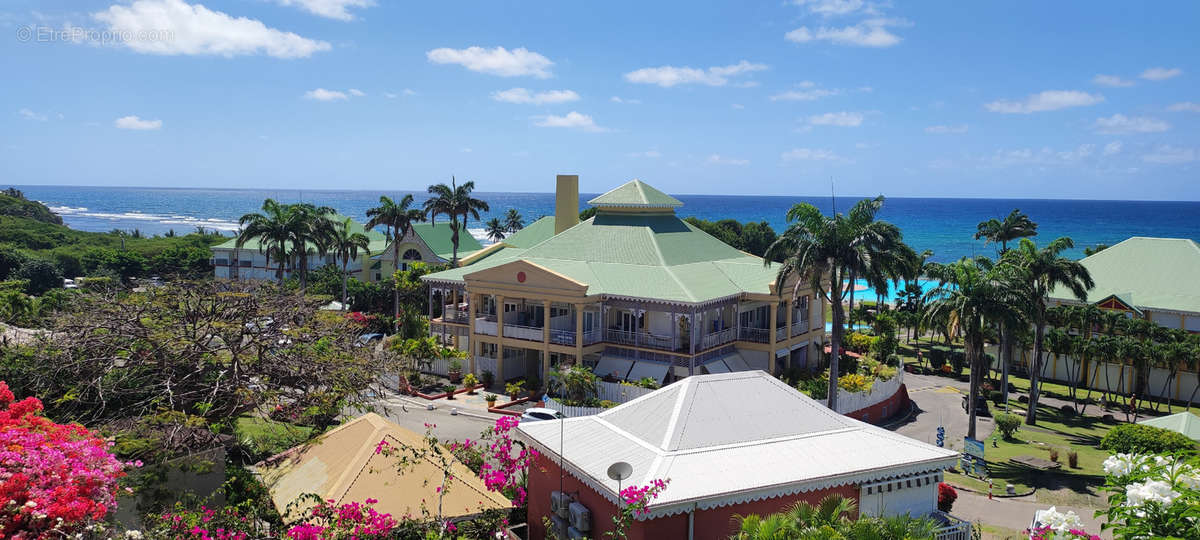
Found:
[890,372,995,452]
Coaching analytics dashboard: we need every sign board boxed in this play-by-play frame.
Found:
[963,437,985,460]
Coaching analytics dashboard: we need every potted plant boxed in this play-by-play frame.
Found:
[526,377,542,399]
[485,393,498,407]
[447,358,463,383]
[463,373,479,394]
[481,370,495,389]
[505,381,525,402]
[443,383,457,399]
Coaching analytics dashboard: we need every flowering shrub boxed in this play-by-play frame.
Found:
[0,381,137,539]
[1098,452,1200,539]
[936,482,957,512]
[1024,506,1099,539]
[285,498,399,539]
[152,505,256,540]
[478,416,538,506]
[836,373,874,393]
[608,479,669,539]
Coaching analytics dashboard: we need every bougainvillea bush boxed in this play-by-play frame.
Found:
[0,381,138,539]
[936,482,957,512]
[1098,452,1200,539]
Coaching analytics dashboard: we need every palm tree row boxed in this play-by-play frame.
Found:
[485,208,526,243]
[237,199,341,291]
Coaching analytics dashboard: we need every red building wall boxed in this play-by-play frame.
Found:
[843,384,910,424]
[527,453,859,540]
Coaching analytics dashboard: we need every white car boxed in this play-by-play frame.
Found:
[520,408,565,422]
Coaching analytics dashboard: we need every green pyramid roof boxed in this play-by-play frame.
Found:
[1049,237,1200,314]
[587,179,683,208]
[410,222,483,260]
[1138,412,1200,441]
[501,216,558,248]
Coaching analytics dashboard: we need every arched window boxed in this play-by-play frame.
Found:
[402,249,422,261]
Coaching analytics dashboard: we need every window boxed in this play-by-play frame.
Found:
[402,249,422,260]
[240,260,251,268]
[214,258,229,266]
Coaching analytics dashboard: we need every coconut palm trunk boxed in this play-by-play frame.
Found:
[828,268,846,411]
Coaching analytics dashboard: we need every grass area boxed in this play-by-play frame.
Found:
[235,415,315,460]
[980,524,1027,540]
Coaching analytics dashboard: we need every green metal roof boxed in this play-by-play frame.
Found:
[1138,412,1200,441]
[214,215,388,254]
[422,186,781,303]
[587,179,683,208]
[410,222,484,260]
[501,216,557,248]
[1049,237,1200,314]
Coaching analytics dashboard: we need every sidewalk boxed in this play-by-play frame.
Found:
[951,491,1109,539]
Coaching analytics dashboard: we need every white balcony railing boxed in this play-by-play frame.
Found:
[931,511,971,540]
[442,304,469,324]
[739,327,769,343]
[605,329,676,351]
[549,329,576,346]
[791,320,809,337]
[699,327,736,350]
[776,326,787,342]
[504,323,544,342]
[475,318,497,336]
[582,328,602,345]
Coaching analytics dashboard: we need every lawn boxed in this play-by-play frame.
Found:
[235,415,315,460]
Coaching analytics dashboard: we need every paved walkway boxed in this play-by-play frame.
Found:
[891,372,995,452]
[953,491,1110,539]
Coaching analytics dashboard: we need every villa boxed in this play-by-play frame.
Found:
[210,216,478,283]
[518,371,963,540]
[420,175,826,386]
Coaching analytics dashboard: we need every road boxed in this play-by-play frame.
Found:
[357,388,499,443]
[890,372,996,452]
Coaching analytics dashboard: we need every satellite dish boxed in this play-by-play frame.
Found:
[606,461,633,482]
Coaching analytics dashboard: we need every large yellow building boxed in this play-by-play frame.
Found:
[421,175,826,386]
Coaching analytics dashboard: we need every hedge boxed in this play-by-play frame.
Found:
[1098,423,1197,455]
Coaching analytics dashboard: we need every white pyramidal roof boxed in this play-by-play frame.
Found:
[517,371,958,517]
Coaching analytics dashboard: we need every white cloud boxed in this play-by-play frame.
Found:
[534,111,607,132]
[303,88,349,101]
[791,0,866,16]
[785,18,908,47]
[273,0,374,21]
[92,0,331,59]
[460,147,472,153]
[781,148,845,161]
[1092,114,1169,134]
[808,111,864,127]
[628,150,661,158]
[1092,74,1134,87]
[984,90,1104,114]
[114,115,162,130]
[610,96,641,104]
[1143,145,1195,164]
[18,108,47,121]
[384,88,417,98]
[1103,141,1123,156]
[492,88,580,105]
[770,87,839,101]
[731,103,745,109]
[706,154,749,165]
[426,46,552,78]
[1140,67,1182,81]
[623,60,767,88]
[1167,102,1200,112]
[348,88,365,97]
[925,124,968,134]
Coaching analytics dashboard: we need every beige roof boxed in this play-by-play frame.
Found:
[256,413,509,521]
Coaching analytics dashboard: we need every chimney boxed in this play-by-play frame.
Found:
[554,174,579,235]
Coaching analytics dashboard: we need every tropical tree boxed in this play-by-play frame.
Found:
[1004,237,1093,425]
[237,198,294,283]
[975,209,1038,254]
[503,208,524,232]
[330,217,371,305]
[484,218,507,243]
[765,196,909,411]
[424,177,490,267]
[923,257,1025,439]
[286,202,337,291]
[366,194,426,316]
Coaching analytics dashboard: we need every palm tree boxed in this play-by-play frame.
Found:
[923,257,1024,439]
[366,194,426,316]
[484,218,507,243]
[975,209,1038,254]
[764,196,908,411]
[423,177,489,266]
[503,208,524,232]
[286,203,337,291]
[238,198,294,283]
[330,217,371,305]
[1004,237,1093,425]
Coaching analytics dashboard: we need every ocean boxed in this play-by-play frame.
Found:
[12,185,1200,263]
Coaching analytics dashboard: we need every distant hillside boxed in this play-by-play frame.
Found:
[0,188,63,225]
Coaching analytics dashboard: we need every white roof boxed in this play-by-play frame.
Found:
[518,371,958,517]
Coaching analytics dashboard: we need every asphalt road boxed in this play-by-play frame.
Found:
[889,372,996,452]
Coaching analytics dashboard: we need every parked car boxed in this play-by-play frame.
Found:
[962,394,991,416]
[355,333,385,348]
[520,408,565,422]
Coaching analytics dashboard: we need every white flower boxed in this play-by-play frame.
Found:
[24,500,37,508]
[1103,453,1139,477]
[1038,506,1083,532]
[1126,479,1180,507]
[124,531,145,539]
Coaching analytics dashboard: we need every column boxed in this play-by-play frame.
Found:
[450,289,460,348]
[542,300,552,384]
[468,292,478,375]
[574,303,584,359]
[671,306,678,352]
[496,295,505,382]
[785,298,794,341]
[768,301,778,374]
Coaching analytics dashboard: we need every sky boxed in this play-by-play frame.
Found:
[1,0,1198,200]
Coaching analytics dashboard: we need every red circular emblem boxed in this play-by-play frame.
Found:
[517,271,526,283]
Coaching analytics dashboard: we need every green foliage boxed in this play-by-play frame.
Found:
[505,380,525,399]
[683,217,778,258]
[549,364,598,403]
[845,331,877,353]
[1099,424,1198,455]
[0,245,29,280]
[14,257,62,294]
[0,191,62,225]
[870,312,899,359]
[235,416,315,462]
[995,413,1022,439]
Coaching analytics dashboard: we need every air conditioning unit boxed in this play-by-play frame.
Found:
[568,501,591,532]
[550,515,569,539]
[567,526,587,539]
[551,491,570,518]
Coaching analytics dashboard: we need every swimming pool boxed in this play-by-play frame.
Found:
[843,278,939,305]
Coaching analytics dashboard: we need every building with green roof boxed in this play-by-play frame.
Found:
[211,215,388,282]
[422,175,825,387]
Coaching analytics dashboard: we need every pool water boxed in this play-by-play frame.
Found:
[843,278,939,305]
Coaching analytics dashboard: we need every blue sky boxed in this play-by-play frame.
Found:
[2,0,1197,199]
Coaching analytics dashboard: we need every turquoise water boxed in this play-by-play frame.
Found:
[13,185,1200,263]
[845,278,940,304]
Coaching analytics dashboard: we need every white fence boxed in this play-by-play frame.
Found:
[987,345,1200,402]
[542,380,658,417]
[824,369,905,415]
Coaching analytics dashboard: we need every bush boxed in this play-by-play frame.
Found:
[988,390,1004,404]
[14,258,62,295]
[1067,450,1078,468]
[928,347,948,369]
[995,413,1022,440]
[845,332,877,353]
[481,370,495,388]
[1099,424,1198,455]
[937,482,957,512]
[838,373,874,393]
[1049,449,1059,462]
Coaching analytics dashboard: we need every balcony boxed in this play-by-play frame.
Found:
[791,319,809,337]
[582,328,602,345]
[504,323,544,342]
[475,316,497,336]
[776,326,788,342]
[739,327,769,343]
[442,304,469,324]
[549,328,576,346]
[605,328,678,351]
[698,327,736,350]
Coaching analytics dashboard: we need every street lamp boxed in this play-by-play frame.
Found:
[607,461,633,509]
